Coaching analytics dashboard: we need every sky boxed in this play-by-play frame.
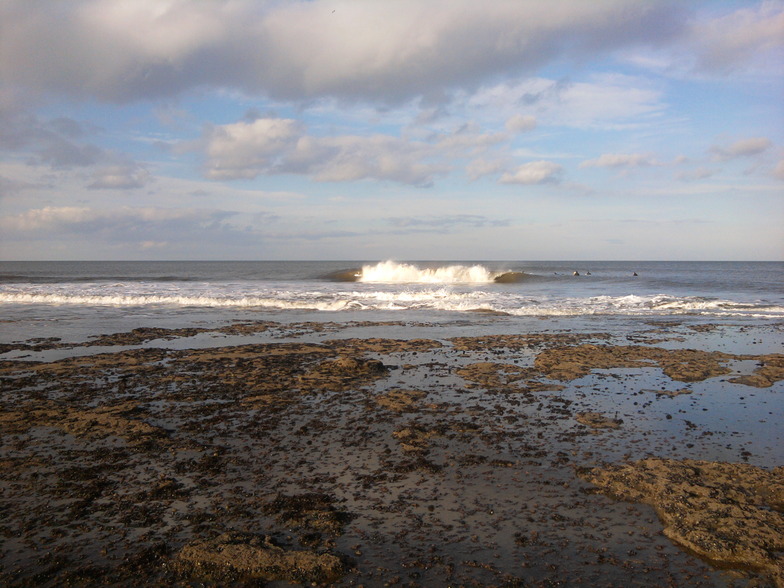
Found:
[0,0,782,261]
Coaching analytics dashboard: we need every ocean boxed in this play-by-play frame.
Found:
[1,260,782,346]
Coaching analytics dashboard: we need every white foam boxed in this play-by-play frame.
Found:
[2,285,782,318]
[0,291,354,312]
[358,261,495,284]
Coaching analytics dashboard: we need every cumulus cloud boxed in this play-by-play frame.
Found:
[499,161,563,185]
[195,120,443,185]
[580,153,658,168]
[0,0,686,103]
[200,118,302,180]
[710,137,772,160]
[188,117,514,186]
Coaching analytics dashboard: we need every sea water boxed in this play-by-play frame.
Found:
[1,260,782,345]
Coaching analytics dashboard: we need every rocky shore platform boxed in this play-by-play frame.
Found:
[1,320,782,586]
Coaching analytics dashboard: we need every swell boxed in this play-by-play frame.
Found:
[0,274,197,284]
[322,269,363,282]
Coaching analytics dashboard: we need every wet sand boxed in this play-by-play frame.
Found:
[1,320,782,586]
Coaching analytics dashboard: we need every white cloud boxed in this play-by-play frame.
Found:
[499,160,562,185]
[0,0,687,103]
[294,134,444,185]
[88,164,151,190]
[0,109,106,168]
[710,137,772,160]
[0,107,155,194]
[466,158,506,181]
[190,117,513,186]
[0,204,285,256]
[618,2,784,79]
[139,240,169,250]
[468,74,666,129]
[580,153,658,168]
[505,115,537,133]
[0,206,234,234]
[201,118,301,180]
[0,174,39,198]
[691,2,784,73]
[434,125,507,154]
[385,214,509,232]
[1,206,96,231]
[774,159,784,181]
[676,167,715,182]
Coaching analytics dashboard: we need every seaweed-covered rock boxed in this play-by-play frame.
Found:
[575,411,622,430]
[262,492,354,539]
[298,356,388,391]
[535,344,734,382]
[392,424,447,455]
[729,354,784,388]
[327,337,442,354]
[3,401,168,447]
[580,458,784,586]
[176,531,345,583]
[376,388,426,412]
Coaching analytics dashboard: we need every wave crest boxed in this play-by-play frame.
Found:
[353,261,525,284]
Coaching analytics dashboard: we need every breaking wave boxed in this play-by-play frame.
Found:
[0,291,358,312]
[1,288,782,318]
[325,261,526,284]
